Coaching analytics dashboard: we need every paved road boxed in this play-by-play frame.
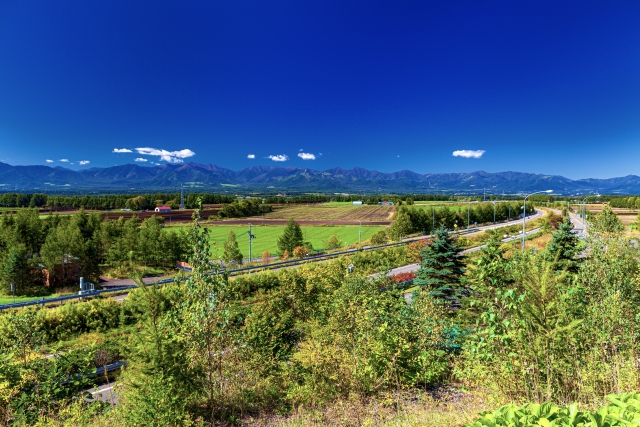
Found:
[88,382,119,404]
[550,208,585,233]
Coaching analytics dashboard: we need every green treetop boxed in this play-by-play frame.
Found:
[590,205,624,235]
[388,212,412,241]
[222,230,243,265]
[277,218,304,254]
[544,216,580,272]
[469,232,512,293]
[1,244,36,294]
[414,225,466,302]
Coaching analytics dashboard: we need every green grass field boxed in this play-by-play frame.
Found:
[0,295,52,304]
[169,224,386,258]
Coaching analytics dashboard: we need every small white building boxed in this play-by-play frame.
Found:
[352,201,363,206]
[155,206,172,213]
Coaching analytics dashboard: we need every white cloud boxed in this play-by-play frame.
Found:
[134,158,148,162]
[46,159,54,163]
[113,148,132,153]
[298,152,316,160]
[452,150,485,159]
[59,159,69,163]
[319,153,323,156]
[135,147,195,163]
[268,154,288,162]
[397,155,400,157]
[247,154,256,159]
[79,160,90,165]
[299,148,303,152]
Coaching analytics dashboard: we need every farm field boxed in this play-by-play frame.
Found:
[257,204,394,222]
[167,224,387,259]
[580,204,638,227]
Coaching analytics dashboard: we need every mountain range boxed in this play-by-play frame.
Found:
[0,161,638,194]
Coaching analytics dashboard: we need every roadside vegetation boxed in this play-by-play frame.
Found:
[2,194,639,426]
[0,199,633,426]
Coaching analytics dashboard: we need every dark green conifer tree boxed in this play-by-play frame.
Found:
[544,216,580,272]
[1,245,35,294]
[414,225,466,303]
[277,218,304,254]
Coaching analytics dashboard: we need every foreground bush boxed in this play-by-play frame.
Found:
[466,392,640,426]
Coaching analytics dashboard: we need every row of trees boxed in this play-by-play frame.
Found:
[387,202,536,240]
[606,195,640,209]
[263,194,454,204]
[0,192,236,209]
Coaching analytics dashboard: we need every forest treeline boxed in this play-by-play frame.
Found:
[7,191,637,211]
[0,192,236,210]
[0,192,456,209]
[387,202,536,239]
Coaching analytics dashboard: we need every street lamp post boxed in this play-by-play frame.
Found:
[467,199,470,230]
[581,195,599,232]
[432,207,434,234]
[490,201,497,224]
[522,190,553,252]
[249,223,252,262]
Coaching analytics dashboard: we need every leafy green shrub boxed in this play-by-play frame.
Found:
[466,393,640,427]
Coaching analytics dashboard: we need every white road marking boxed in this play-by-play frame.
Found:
[91,384,116,394]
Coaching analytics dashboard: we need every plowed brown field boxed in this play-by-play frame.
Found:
[100,209,219,222]
[258,204,394,222]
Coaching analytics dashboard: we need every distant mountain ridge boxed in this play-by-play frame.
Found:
[0,161,638,194]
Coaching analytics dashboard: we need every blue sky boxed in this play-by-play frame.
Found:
[1,1,639,179]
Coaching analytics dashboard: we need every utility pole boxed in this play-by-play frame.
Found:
[359,220,362,243]
[249,223,253,262]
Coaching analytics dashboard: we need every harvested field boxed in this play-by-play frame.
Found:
[258,204,394,222]
[211,218,391,226]
[580,204,637,226]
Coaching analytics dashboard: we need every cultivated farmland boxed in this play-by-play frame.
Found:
[255,204,394,222]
